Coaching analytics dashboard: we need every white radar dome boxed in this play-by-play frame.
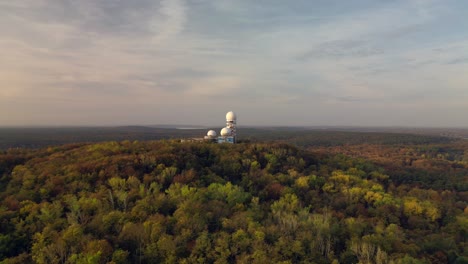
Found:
[220,127,232,136]
[207,130,217,137]
[226,111,237,122]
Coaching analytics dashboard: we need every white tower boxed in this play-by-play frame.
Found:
[225,111,237,142]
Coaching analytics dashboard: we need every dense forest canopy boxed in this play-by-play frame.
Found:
[0,139,467,263]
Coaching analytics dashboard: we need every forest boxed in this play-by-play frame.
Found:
[0,126,457,150]
[0,138,467,263]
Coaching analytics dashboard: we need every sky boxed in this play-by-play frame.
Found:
[0,0,467,127]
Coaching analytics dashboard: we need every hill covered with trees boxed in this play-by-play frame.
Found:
[0,140,467,263]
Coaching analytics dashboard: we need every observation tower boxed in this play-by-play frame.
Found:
[203,111,237,144]
[218,111,237,143]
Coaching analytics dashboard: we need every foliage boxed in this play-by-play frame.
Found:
[0,140,466,263]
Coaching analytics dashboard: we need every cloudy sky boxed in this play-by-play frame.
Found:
[1,0,467,127]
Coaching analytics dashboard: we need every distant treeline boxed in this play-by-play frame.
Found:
[0,127,454,150]
[0,127,201,149]
[241,128,454,146]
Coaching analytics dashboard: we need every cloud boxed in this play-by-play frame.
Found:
[150,0,187,45]
[297,39,384,61]
[0,0,467,126]
[447,58,468,65]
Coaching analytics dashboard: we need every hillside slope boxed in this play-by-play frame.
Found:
[0,141,466,263]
